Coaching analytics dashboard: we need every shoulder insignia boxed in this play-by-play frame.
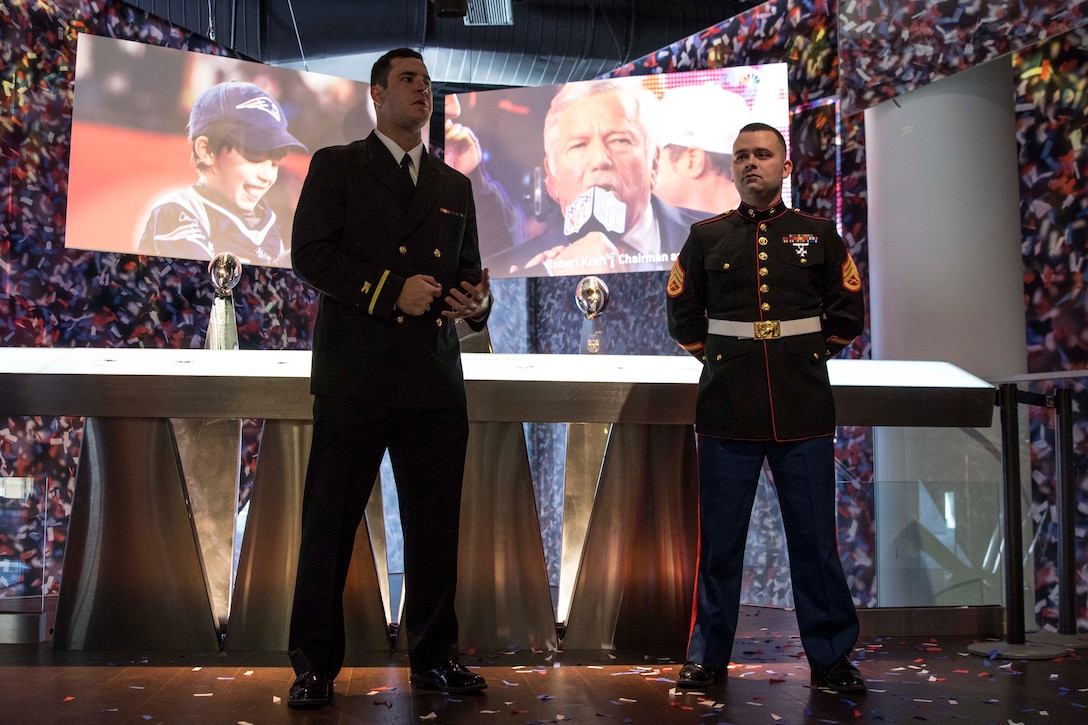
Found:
[791,208,834,223]
[667,259,685,297]
[694,210,732,226]
[841,251,862,292]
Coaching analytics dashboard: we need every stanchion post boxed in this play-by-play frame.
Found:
[999,383,1026,646]
[1054,386,1076,636]
[971,383,1068,658]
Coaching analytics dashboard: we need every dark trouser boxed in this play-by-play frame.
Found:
[289,395,469,680]
[686,435,859,670]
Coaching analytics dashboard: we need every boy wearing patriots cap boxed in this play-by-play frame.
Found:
[140,80,308,267]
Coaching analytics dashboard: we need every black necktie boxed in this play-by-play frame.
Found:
[400,154,415,188]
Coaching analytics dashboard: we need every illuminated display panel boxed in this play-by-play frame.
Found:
[66,34,375,269]
[446,64,790,279]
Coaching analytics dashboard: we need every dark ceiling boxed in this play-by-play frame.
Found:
[129,0,755,90]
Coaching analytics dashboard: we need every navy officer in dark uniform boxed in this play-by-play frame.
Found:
[286,47,491,708]
[666,122,866,692]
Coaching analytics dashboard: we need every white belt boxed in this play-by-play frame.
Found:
[707,316,821,340]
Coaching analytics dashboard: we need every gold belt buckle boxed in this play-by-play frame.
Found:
[753,320,780,340]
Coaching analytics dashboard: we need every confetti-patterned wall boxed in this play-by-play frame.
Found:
[838,0,1088,117]
[1015,26,1088,634]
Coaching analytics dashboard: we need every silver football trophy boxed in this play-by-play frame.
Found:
[205,252,241,350]
[575,275,609,354]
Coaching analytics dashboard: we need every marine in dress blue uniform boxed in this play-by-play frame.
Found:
[666,122,866,692]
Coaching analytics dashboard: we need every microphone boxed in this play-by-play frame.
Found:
[563,187,627,242]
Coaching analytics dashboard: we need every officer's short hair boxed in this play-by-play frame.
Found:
[372,48,424,88]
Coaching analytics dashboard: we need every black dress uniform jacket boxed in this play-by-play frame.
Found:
[666,201,864,441]
[291,132,488,409]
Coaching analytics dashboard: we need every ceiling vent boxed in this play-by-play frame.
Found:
[464,0,514,26]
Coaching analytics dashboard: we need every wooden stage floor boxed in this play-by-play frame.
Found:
[0,606,1085,724]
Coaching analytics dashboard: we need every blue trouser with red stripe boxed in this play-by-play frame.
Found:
[686,435,859,669]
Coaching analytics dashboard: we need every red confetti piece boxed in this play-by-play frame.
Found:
[770,679,786,684]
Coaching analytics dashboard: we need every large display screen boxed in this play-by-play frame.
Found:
[67,34,375,269]
[445,64,790,279]
[67,35,787,279]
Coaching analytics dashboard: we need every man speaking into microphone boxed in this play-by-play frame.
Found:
[488,79,700,277]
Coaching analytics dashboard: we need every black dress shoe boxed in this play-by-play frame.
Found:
[288,670,333,709]
[410,660,487,693]
[811,655,866,692]
[676,661,724,689]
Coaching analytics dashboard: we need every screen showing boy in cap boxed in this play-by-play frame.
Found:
[139,80,308,267]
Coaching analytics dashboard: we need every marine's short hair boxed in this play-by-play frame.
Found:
[736,122,787,157]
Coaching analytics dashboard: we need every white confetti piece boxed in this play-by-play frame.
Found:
[480,710,500,714]
[272,696,281,704]
[193,693,213,697]
[420,713,437,721]
[192,667,202,672]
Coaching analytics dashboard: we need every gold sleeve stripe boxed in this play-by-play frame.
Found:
[667,260,685,297]
[368,269,390,315]
[679,341,705,354]
[841,252,862,292]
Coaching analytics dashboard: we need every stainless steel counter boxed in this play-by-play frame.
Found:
[0,348,995,654]
[0,348,995,425]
